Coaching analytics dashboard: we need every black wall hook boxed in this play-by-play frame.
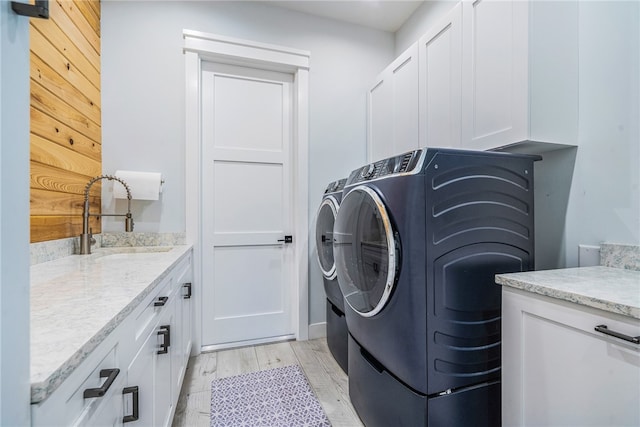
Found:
[11,0,49,19]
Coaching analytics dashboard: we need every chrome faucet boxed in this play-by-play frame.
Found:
[80,175,134,255]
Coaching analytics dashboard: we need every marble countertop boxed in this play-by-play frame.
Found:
[30,245,192,404]
[496,266,640,319]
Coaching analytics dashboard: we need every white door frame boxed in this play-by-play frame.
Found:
[184,30,310,354]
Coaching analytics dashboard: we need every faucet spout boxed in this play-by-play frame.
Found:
[80,175,135,255]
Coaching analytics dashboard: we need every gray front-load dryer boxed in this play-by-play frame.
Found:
[315,178,348,373]
[334,148,540,426]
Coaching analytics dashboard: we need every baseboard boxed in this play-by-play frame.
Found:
[308,322,327,340]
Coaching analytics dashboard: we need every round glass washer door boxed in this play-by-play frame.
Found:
[315,196,339,280]
[333,185,399,317]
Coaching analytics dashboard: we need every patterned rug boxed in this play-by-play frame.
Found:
[210,364,331,427]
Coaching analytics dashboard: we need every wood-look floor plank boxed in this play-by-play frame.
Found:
[307,339,350,403]
[292,340,363,427]
[181,352,217,394]
[255,341,299,370]
[173,390,211,427]
[215,346,259,378]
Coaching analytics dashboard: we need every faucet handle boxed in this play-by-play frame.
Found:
[89,228,96,246]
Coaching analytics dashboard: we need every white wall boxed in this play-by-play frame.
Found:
[562,1,640,266]
[0,1,31,424]
[101,1,395,325]
[519,1,639,269]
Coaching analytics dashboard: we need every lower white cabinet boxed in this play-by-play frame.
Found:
[502,287,640,426]
[31,250,193,427]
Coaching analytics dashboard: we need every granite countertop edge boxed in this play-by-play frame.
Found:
[30,245,193,404]
[496,266,640,320]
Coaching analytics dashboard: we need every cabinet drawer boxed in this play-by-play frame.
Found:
[133,279,173,345]
[32,342,121,427]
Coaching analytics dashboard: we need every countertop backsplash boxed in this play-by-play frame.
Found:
[600,243,640,271]
[30,232,186,266]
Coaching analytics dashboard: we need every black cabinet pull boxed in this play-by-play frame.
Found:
[595,324,640,344]
[183,282,192,299]
[277,235,293,243]
[154,296,169,307]
[157,324,171,354]
[83,368,120,398]
[122,386,139,423]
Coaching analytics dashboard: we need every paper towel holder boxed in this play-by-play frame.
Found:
[113,170,164,201]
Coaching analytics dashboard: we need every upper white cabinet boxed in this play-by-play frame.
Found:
[419,2,462,149]
[368,0,579,155]
[461,0,578,150]
[367,42,419,162]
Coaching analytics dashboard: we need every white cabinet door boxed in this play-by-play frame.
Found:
[125,330,156,426]
[368,73,394,162]
[503,288,640,426]
[461,0,529,150]
[419,2,462,149]
[171,260,193,408]
[367,43,419,162]
[154,302,174,427]
[461,0,579,150]
[125,299,175,427]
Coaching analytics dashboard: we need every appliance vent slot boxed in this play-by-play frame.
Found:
[399,153,412,172]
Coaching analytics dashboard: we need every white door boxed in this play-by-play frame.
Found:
[201,62,294,348]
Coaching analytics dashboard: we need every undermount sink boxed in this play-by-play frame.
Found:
[90,246,174,258]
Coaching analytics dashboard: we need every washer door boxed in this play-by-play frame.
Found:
[315,196,339,280]
[333,186,399,317]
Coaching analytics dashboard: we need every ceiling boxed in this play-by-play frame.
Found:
[267,1,425,33]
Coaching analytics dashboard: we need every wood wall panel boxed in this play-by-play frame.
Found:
[30,162,101,197]
[30,0,102,243]
[31,107,101,162]
[29,18,100,90]
[31,188,100,217]
[31,133,101,177]
[31,215,100,242]
[74,1,100,36]
[30,26,101,109]
[31,54,101,126]
[31,80,101,142]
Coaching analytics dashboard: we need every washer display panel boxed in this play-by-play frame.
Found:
[315,197,338,279]
[333,186,398,317]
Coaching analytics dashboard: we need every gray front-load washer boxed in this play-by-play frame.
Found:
[315,178,348,373]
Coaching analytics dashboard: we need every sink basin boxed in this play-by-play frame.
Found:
[90,246,174,258]
[101,246,174,254]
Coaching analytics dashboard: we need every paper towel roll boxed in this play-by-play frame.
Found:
[113,170,163,200]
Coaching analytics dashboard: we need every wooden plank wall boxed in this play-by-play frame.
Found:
[30,0,102,243]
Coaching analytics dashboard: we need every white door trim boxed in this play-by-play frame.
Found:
[184,30,310,354]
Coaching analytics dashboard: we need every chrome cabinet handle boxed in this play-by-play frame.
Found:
[157,324,171,354]
[594,324,640,344]
[154,296,169,307]
[122,386,139,423]
[183,282,192,299]
[83,368,120,398]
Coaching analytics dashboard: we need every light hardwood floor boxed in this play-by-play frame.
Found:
[172,338,364,427]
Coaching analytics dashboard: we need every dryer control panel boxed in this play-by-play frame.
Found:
[347,149,423,185]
